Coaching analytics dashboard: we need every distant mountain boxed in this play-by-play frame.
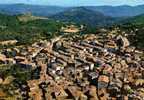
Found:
[0,4,67,16]
[50,7,116,27]
[86,5,144,17]
[0,4,144,17]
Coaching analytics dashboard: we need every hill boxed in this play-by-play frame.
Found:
[86,5,144,17]
[125,14,144,26]
[0,4,67,16]
[0,4,144,17]
[50,7,116,27]
[0,13,66,45]
[117,14,144,49]
[17,13,48,22]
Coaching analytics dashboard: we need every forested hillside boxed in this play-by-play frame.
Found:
[0,13,65,45]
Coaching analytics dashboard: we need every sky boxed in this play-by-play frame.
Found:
[0,0,144,6]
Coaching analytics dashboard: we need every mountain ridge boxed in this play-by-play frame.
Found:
[49,7,116,27]
[0,4,144,17]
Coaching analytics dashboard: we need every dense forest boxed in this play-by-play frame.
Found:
[0,13,66,45]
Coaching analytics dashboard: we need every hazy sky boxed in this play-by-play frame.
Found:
[0,0,144,6]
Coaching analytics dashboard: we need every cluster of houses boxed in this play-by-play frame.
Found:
[0,33,143,100]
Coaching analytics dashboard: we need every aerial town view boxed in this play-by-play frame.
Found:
[0,0,144,100]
